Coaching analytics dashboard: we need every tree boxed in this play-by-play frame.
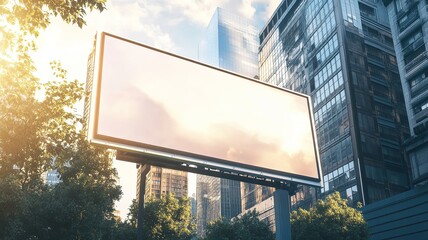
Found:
[141,194,195,240]
[127,198,139,228]
[0,0,106,191]
[290,192,369,240]
[204,210,275,240]
[0,0,125,239]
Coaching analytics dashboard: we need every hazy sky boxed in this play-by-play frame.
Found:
[34,0,281,220]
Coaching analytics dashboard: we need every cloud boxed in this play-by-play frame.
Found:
[136,0,280,27]
[257,0,282,22]
[234,0,257,19]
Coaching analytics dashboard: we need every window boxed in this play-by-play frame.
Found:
[401,29,423,49]
[409,69,428,88]
[359,2,377,20]
[321,161,356,193]
[314,54,341,88]
[413,99,428,113]
[409,147,428,181]
[372,82,390,99]
[358,113,375,132]
[361,134,379,155]
[381,146,402,164]
[365,165,384,182]
[346,185,358,202]
[386,169,408,187]
[313,71,344,107]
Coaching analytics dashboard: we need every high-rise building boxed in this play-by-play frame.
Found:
[196,7,259,237]
[382,0,428,186]
[136,165,188,202]
[198,8,259,78]
[240,180,276,231]
[259,0,410,211]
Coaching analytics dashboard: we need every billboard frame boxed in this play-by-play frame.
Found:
[87,32,323,188]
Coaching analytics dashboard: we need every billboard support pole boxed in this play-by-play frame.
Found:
[274,188,292,240]
[137,164,150,240]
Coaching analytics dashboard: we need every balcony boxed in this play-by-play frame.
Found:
[397,0,419,19]
[405,51,428,73]
[411,89,428,107]
[398,11,419,32]
[413,115,428,133]
[410,76,428,97]
[402,37,425,58]
[367,54,385,68]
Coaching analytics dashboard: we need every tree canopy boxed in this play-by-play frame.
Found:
[290,192,369,240]
[141,194,195,240]
[204,210,275,240]
[0,0,131,239]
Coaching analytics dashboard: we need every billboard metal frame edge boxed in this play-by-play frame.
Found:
[87,31,323,188]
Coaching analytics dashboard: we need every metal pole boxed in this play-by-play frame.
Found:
[137,164,150,240]
[274,188,292,240]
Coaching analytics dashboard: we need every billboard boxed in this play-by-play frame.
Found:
[87,32,322,187]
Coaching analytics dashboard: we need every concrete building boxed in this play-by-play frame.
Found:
[196,7,259,237]
[382,0,428,186]
[359,2,428,237]
[259,0,410,213]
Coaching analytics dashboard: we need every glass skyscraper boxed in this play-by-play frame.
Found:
[196,7,259,237]
[382,0,428,186]
[198,7,259,78]
[259,0,410,210]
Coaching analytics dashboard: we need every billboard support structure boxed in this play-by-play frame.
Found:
[137,164,150,240]
[274,189,292,240]
[86,31,322,240]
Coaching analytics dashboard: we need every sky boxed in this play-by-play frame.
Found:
[33,0,281,220]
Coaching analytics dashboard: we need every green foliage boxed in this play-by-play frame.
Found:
[127,198,139,228]
[0,0,106,191]
[142,194,195,240]
[0,0,106,36]
[204,210,275,240]
[291,192,369,240]
[0,133,123,239]
[0,0,125,239]
[111,221,137,240]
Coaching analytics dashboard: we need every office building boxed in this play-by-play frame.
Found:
[259,0,410,211]
[198,7,259,78]
[196,7,259,237]
[136,165,188,202]
[382,0,428,186]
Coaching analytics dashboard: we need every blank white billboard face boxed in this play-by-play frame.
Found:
[89,32,321,186]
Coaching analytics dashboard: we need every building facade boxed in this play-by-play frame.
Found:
[196,7,259,237]
[136,165,188,202]
[259,0,410,211]
[198,7,259,78]
[382,0,428,186]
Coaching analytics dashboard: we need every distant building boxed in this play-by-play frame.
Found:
[259,0,410,213]
[45,169,61,186]
[238,194,276,232]
[190,193,197,218]
[137,165,188,202]
[382,0,428,186]
[196,7,259,237]
[198,7,259,78]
